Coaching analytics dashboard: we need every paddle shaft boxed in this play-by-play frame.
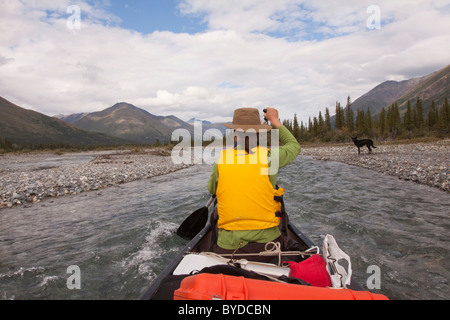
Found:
[205,196,216,209]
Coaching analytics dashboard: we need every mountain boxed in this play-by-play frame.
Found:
[187,117,228,136]
[350,77,425,116]
[157,114,194,135]
[0,97,128,146]
[337,64,450,121]
[188,118,212,125]
[393,64,450,115]
[54,113,89,123]
[71,102,194,144]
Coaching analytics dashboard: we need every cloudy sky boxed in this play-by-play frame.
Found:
[0,0,449,124]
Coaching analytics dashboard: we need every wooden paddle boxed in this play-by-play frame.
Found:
[176,196,216,240]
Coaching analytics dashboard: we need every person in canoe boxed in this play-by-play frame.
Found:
[207,107,301,259]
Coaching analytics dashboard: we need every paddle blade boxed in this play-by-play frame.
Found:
[176,207,209,240]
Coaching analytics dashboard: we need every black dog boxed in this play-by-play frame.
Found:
[352,137,377,154]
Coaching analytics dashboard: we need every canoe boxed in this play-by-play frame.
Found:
[141,211,389,301]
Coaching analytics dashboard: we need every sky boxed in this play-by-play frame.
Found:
[0,0,449,124]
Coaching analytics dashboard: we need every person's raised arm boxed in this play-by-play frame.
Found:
[264,107,282,129]
[264,107,300,168]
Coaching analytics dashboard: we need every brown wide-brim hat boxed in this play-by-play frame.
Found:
[224,108,272,132]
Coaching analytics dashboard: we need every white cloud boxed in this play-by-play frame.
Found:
[0,0,449,124]
[178,0,303,34]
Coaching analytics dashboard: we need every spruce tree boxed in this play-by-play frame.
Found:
[335,102,344,129]
[404,100,413,131]
[416,97,424,129]
[356,109,365,133]
[444,97,450,127]
[438,97,449,134]
[386,102,401,136]
[345,96,354,132]
[393,102,401,136]
[365,108,372,136]
[318,111,325,136]
[379,108,386,135]
[300,121,306,140]
[428,100,438,131]
[293,114,300,140]
[312,117,319,137]
[324,108,332,132]
[282,119,293,132]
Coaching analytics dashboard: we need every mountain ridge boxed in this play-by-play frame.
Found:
[0,97,129,146]
[58,103,228,144]
[393,64,450,114]
[70,102,195,144]
[340,64,449,120]
[3,64,447,146]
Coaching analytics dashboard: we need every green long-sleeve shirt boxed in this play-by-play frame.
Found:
[208,126,301,250]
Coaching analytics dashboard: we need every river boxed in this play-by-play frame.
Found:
[0,156,448,300]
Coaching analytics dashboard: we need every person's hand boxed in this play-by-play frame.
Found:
[264,108,282,129]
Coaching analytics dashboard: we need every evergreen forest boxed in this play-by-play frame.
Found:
[283,96,450,143]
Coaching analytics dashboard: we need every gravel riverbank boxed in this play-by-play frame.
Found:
[1,140,448,209]
[301,139,449,193]
[0,149,192,209]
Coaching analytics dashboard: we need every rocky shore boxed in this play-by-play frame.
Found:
[301,139,449,193]
[0,148,192,209]
[1,140,448,209]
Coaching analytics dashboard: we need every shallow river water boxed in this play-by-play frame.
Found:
[0,156,448,300]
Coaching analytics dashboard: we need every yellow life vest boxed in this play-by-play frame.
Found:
[216,147,285,231]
